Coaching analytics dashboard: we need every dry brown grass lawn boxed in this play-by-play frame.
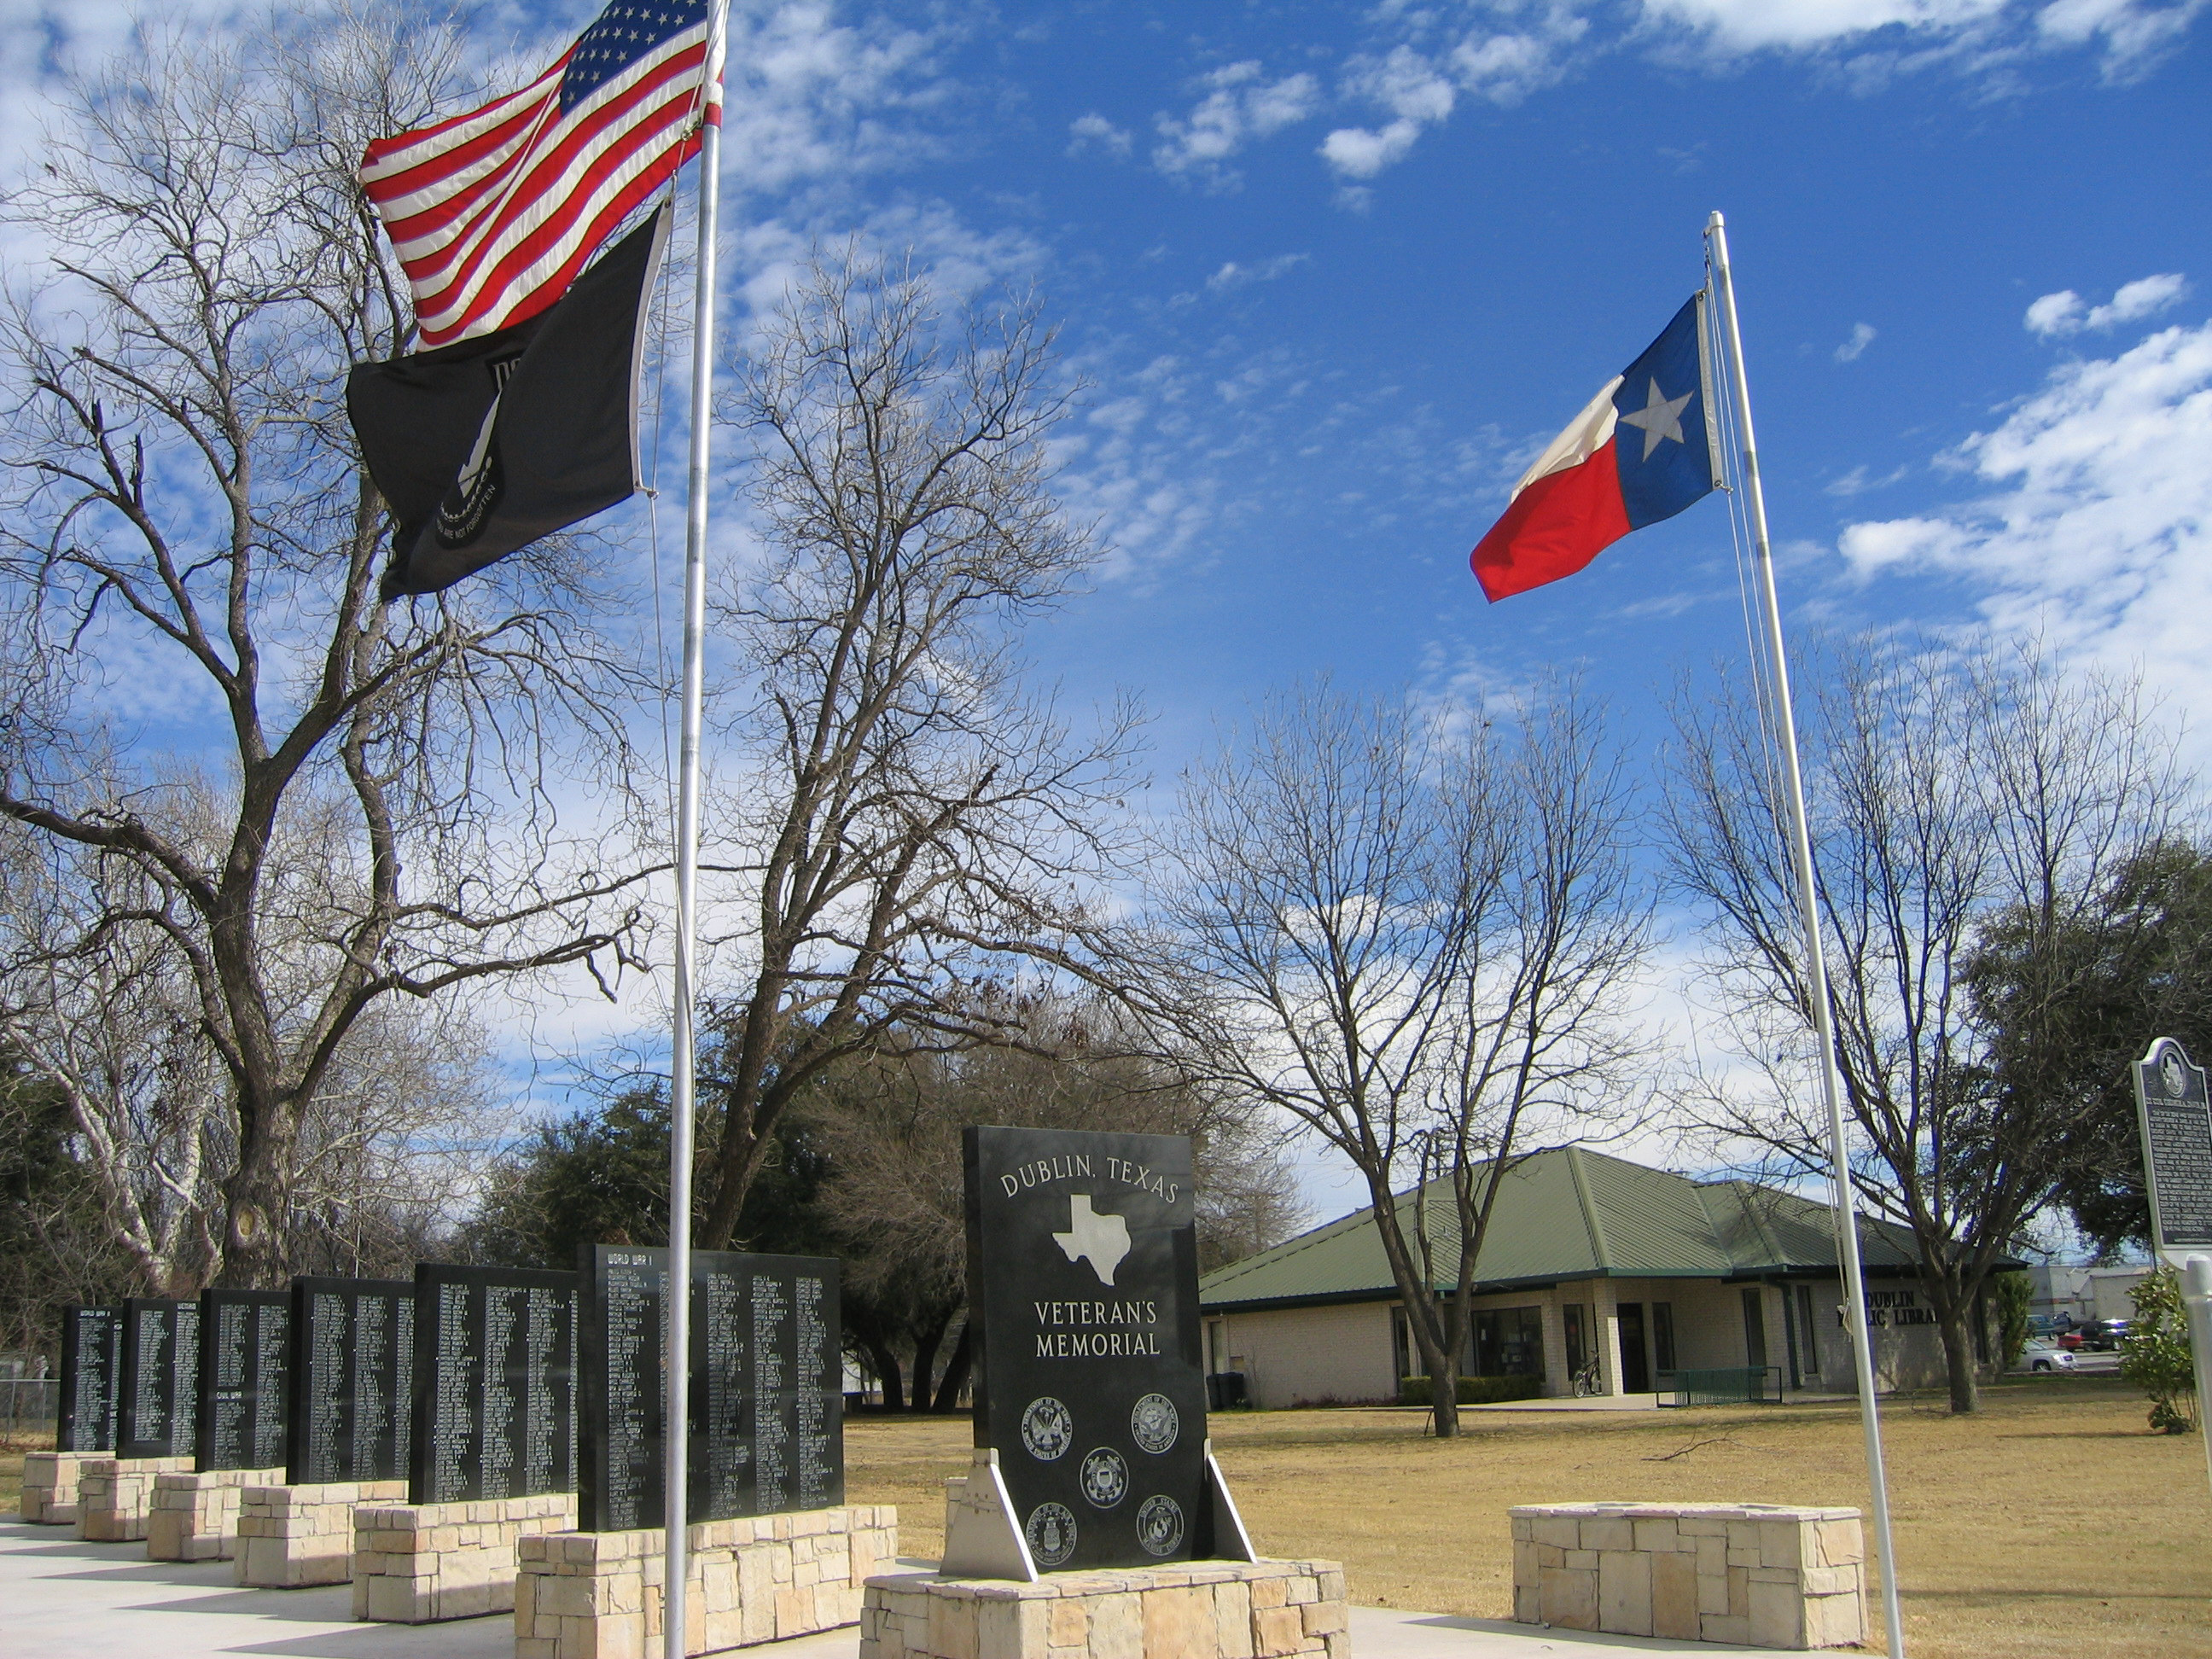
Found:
[841,1377,2212,1659]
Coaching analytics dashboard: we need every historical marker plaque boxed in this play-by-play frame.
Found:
[286,1277,416,1485]
[410,1263,579,1505]
[197,1289,290,1471]
[118,1296,201,1458]
[2134,1036,2212,1261]
[578,1246,843,1532]
[963,1126,1210,1571]
[56,1303,122,1452]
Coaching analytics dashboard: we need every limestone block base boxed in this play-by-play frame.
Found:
[19,1452,102,1525]
[77,1456,193,1542]
[515,1505,899,1659]
[148,1467,287,1561]
[1510,1502,1866,1650]
[235,1480,408,1587]
[353,1492,579,1623]
[860,1559,1351,1659]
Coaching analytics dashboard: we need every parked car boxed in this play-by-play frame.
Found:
[2026,1313,2075,1338]
[2075,1319,2131,1352]
[2017,1340,2079,1374]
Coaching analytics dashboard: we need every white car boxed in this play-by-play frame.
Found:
[2018,1339,2078,1373]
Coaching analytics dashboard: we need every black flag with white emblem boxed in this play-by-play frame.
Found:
[348,204,669,599]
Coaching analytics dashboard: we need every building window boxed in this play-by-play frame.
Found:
[1469,1306,1546,1379]
[1563,1304,1589,1378]
[1651,1302,1677,1374]
[1394,1309,1417,1379]
[1796,1285,1821,1377]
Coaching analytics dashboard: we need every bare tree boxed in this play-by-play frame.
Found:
[1663,638,2187,1412]
[800,989,1302,1410]
[0,18,653,1287]
[1144,678,1655,1437]
[696,251,1143,1248]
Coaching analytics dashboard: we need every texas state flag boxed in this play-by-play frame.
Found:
[1470,295,1720,602]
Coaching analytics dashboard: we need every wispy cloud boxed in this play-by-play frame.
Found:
[1834,322,1877,362]
[2024,271,2189,336]
[1151,61,1322,189]
[1067,111,1132,159]
[1840,312,2212,744]
[1206,253,1309,292]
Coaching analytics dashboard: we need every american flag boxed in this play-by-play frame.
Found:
[362,0,720,348]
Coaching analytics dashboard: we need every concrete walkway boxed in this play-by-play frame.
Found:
[1,1519,1803,1659]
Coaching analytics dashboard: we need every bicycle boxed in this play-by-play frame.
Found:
[1571,1358,1604,1397]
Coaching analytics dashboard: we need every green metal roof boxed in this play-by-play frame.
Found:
[1199,1146,1933,1313]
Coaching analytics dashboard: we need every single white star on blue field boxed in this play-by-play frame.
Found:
[1618,375,1693,460]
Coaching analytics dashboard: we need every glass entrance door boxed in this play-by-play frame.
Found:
[1616,1303,1650,1394]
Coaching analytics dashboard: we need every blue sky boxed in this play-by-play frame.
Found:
[6,0,2209,1215]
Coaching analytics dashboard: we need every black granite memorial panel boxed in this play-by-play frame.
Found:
[118,1297,201,1458]
[56,1303,121,1452]
[2135,1037,2212,1252]
[285,1277,416,1485]
[963,1126,1209,1571]
[578,1245,843,1532]
[410,1263,579,1505]
[197,1290,290,1471]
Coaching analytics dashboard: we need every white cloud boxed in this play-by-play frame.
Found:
[2036,0,2212,76]
[1068,112,1132,159]
[2023,271,2189,336]
[1321,15,1584,181]
[1839,317,2212,731]
[1834,322,1877,362]
[1641,0,2005,49]
[1206,253,1310,292]
[1151,61,1322,189]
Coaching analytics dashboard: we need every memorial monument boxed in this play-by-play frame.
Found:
[19,1302,119,1524]
[235,1276,416,1587]
[350,1264,584,1623]
[73,1297,200,1541]
[119,1295,201,1458]
[857,1126,1348,1659]
[513,1244,892,1659]
[149,1289,291,1562]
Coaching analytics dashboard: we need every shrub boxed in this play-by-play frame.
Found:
[1398,1373,1546,1406]
[2122,1267,2198,1435]
[1994,1270,2033,1371]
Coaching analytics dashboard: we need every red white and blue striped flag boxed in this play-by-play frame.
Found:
[361,0,720,348]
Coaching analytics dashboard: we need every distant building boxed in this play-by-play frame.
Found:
[2025,1262,2151,1326]
[1197,1146,2011,1407]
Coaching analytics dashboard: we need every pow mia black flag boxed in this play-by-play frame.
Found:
[348,205,669,599]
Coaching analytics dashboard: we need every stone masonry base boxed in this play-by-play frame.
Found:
[235,1481,409,1587]
[1509,1502,1866,1650]
[515,1505,898,1659]
[78,1456,194,1542]
[353,1492,579,1623]
[18,1452,101,1525]
[148,1466,287,1561]
[860,1559,1352,1659]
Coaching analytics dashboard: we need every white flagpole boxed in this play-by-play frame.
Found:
[1704,209,1907,1659]
[665,8,728,1659]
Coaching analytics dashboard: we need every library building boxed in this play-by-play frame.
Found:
[1197,1146,1992,1409]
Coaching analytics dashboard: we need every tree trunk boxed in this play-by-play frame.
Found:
[1407,1313,1462,1438]
[1936,1295,1982,1414]
[931,1319,974,1412]
[910,1309,950,1414]
[217,1105,296,1289]
[864,1336,905,1411]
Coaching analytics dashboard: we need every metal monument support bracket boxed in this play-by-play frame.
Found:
[1204,1441,1256,1563]
[940,1449,1039,1582]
